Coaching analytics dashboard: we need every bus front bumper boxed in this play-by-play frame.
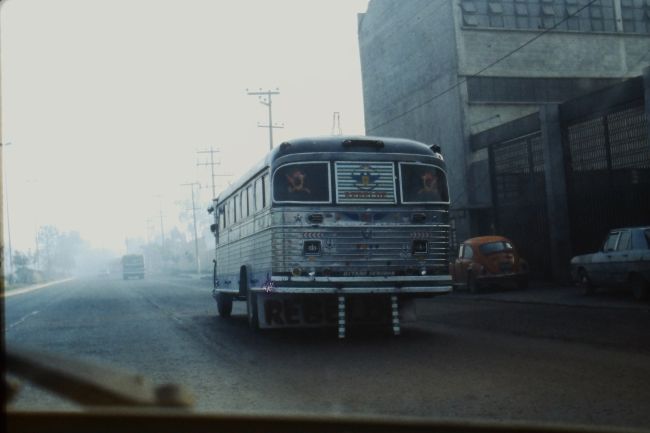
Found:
[257,275,452,295]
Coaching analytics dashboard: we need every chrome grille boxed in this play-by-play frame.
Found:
[272,224,449,275]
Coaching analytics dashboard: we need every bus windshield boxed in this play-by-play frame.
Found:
[273,162,331,203]
[399,163,449,203]
[272,161,449,204]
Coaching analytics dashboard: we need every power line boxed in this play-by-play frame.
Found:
[367,0,600,134]
[246,88,284,150]
[197,147,233,199]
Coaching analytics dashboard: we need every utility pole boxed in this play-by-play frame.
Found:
[246,88,283,150]
[181,182,201,275]
[197,147,232,199]
[196,146,224,199]
[153,195,166,254]
[145,217,155,245]
[331,112,342,136]
[2,142,14,278]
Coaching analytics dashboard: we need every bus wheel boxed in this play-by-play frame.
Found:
[246,289,259,330]
[216,292,233,318]
[213,260,218,289]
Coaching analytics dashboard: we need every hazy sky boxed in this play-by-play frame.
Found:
[1,0,369,254]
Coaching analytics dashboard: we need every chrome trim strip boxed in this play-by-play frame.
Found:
[271,275,452,283]
[249,286,452,294]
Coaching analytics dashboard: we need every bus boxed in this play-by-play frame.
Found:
[209,136,452,338]
[122,254,145,280]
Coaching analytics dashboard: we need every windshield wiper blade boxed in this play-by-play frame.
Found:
[6,346,194,409]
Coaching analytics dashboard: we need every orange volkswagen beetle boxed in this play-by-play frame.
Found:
[449,236,529,293]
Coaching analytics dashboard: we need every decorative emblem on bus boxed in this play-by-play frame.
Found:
[352,164,379,190]
[286,170,311,194]
[417,171,442,200]
[262,274,275,293]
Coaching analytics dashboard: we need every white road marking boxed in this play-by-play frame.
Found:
[6,310,40,331]
[2,278,75,298]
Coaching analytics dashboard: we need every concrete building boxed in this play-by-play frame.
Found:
[358,0,650,251]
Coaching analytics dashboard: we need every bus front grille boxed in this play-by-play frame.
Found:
[272,225,450,276]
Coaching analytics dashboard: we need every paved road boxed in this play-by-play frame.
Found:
[5,275,650,430]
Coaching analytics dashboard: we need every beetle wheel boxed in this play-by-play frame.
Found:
[467,271,479,294]
[517,276,528,290]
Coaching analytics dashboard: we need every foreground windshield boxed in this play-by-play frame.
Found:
[3,0,650,431]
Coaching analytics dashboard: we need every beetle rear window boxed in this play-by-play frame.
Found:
[479,241,514,255]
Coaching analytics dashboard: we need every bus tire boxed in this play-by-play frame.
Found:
[213,261,219,290]
[240,266,259,330]
[247,289,259,330]
[216,292,233,318]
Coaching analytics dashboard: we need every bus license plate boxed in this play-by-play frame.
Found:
[256,293,416,329]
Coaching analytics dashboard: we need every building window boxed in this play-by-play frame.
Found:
[488,1,504,27]
[540,0,557,29]
[461,0,477,13]
[464,14,479,26]
[565,0,581,31]
[622,0,650,33]
[461,0,479,26]
[515,3,528,15]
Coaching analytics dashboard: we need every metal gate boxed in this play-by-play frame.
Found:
[564,100,650,255]
[490,133,552,278]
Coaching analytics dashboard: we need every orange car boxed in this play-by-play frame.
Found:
[449,236,528,293]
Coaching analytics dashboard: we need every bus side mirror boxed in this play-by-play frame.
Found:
[210,223,217,234]
[207,206,215,214]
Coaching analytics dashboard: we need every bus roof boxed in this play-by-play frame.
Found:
[270,136,440,161]
[213,136,442,203]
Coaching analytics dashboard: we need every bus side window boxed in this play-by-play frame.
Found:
[263,174,270,208]
[246,185,253,217]
[239,191,245,220]
[219,206,226,229]
[233,196,238,223]
[255,178,264,211]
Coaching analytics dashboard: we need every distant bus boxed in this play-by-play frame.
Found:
[122,254,145,280]
[209,136,452,337]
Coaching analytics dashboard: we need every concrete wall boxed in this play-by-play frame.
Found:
[359,0,473,241]
[458,28,650,78]
[358,0,650,244]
